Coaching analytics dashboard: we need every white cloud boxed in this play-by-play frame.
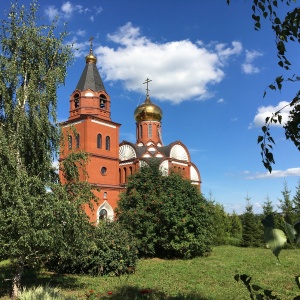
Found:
[242,49,263,74]
[76,29,86,37]
[249,101,291,128]
[217,98,225,103]
[44,6,59,21]
[93,23,242,104]
[66,37,90,58]
[246,167,300,179]
[61,2,73,17]
[44,2,102,21]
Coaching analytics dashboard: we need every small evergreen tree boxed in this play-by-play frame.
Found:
[262,195,274,217]
[116,160,213,258]
[241,196,263,247]
[211,202,231,245]
[228,211,243,246]
[293,179,300,218]
[278,179,294,223]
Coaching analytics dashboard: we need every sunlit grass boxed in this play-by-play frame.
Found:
[1,246,300,299]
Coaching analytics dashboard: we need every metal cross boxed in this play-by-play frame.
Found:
[89,36,94,51]
[143,78,152,96]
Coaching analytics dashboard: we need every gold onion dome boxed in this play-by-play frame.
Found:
[85,50,97,64]
[134,95,163,122]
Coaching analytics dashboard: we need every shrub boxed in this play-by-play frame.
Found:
[116,160,213,259]
[46,221,138,276]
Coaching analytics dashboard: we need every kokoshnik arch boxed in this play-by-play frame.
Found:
[59,40,202,223]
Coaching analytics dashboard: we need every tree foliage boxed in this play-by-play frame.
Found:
[0,1,99,298]
[227,0,300,172]
[241,196,263,247]
[116,160,213,259]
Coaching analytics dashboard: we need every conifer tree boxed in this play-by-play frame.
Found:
[278,179,294,223]
[293,179,300,218]
[241,196,263,247]
[262,195,274,217]
[229,211,243,245]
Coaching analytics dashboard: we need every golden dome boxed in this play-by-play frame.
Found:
[85,52,97,64]
[134,95,162,122]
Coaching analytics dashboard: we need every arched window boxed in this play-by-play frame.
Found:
[74,93,80,108]
[124,167,127,183]
[97,133,102,149]
[148,123,152,138]
[99,209,107,220]
[105,136,110,150]
[101,166,107,175]
[129,166,133,175]
[103,192,107,198]
[100,94,107,109]
[68,135,72,150]
[75,133,80,148]
[140,124,143,138]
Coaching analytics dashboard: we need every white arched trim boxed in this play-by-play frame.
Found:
[97,200,114,221]
[159,160,169,176]
[119,144,136,161]
[84,92,94,97]
[170,144,189,161]
[190,165,200,182]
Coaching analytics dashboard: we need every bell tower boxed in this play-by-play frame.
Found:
[60,38,123,223]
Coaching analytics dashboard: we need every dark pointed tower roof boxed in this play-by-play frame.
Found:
[76,37,106,92]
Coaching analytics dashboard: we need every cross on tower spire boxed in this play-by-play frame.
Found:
[89,36,94,53]
[143,78,152,96]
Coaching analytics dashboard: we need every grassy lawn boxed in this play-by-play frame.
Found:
[1,245,300,299]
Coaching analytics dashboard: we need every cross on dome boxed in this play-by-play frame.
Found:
[143,78,152,96]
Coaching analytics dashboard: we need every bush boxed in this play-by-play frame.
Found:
[46,221,138,276]
[116,161,213,259]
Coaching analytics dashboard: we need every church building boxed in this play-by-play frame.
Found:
[59,43,201,223]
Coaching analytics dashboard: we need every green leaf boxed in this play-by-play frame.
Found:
[257,136,264,144]
[264,227,287,259]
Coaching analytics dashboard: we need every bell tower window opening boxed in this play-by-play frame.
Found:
[105,136,110,150]
[68,135,72,150]
[100,94,107,109]
[97,133,102,149]
[148,123,152,138]
[75,133,80,148]
[99,209,107,220]
[74,93,80,108]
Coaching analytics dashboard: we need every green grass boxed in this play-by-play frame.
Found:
[1,246,300,299]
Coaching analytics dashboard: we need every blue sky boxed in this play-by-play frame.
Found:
[1,0,299,214]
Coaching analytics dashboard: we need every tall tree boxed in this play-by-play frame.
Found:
[278,179,294,223]
[0,2,95,298]
[227,0,300,172]
[229,211,243,245]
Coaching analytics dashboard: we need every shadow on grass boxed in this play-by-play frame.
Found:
[0,263,85,298]
[86,285,209,300]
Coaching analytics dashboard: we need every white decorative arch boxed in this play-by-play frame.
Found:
[139,160,148,168]
[170,144,189,161]
[159,160,169,176]
[97,201,114,221]
[190,165,200,182]
[84,92,94,97]
[119,144,136,161]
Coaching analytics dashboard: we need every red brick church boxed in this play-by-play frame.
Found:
[59,44,201,223]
